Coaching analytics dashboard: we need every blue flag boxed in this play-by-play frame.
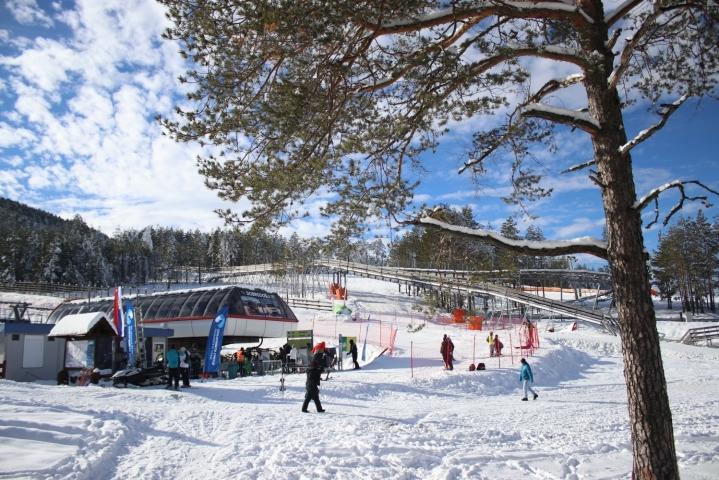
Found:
[204,306,229,374]
[124,300,137,367]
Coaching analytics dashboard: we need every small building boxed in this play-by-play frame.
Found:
[0,321,65,382]
[48,312,173,374]
[48,312,119,374]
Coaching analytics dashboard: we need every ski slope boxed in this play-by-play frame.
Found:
[0,278,718,479]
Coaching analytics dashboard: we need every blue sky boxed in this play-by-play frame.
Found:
[0,0,717,268]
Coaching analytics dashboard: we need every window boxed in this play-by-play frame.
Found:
[22,335,44,368]
[11,334,19,341]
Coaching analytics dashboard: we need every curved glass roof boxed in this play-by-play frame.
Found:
[46,286,298,325]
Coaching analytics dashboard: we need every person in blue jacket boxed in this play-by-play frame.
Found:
[519,358,538,401]
[165,345,180,390]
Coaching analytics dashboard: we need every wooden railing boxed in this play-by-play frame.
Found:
[286,297,333,311]
[679,325,719,345]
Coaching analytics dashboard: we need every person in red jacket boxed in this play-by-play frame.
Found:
[493,334,504,357]
[440,334,454,370]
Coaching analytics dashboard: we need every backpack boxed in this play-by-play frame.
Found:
[468,363,476,371]
[477,363,486,370]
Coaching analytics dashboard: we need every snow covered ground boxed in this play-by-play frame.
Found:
[1,278,718,479]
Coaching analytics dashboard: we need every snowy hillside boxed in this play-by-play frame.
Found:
[1,278,718,479]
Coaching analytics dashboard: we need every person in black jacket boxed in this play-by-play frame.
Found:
[302,345,326,413]
[348,339,360,370]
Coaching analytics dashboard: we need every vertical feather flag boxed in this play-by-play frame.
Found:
[124,300,137,368]
[203,306,229,374]
[113,287,124,337]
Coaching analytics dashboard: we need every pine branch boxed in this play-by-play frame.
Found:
[459,73,584,174]
[608,8,662,89]
[561,159,596,174]
[605,0,644,27]
[634,180,719,228]
[619,94,689,154]
[522,103,600,134]
[365,1,593,36]
[407,214,608,259]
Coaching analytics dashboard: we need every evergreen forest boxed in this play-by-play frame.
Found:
[1,197,716,313]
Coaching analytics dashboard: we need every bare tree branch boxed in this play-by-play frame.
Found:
[408,215,608,259]
[634,180,719,227]
[606,27,622,50]
[619,94,689,154]
[522,103,600,134]
[562,158,596,174]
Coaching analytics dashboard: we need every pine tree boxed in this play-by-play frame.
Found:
[161,2,719,473]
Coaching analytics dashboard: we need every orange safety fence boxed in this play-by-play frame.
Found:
[467,316,483,330]
[328,282,348,300]
[310,315,399,356]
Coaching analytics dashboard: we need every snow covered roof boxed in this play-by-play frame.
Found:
[48,312,117,337]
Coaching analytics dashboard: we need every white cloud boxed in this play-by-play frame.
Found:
[554,217,605,239]
[633,167,673,197]
[0,0,241,235]
[0,122,36,148]
[5,0,54,27]
[26,163,71,189]
[0,169,27,198]
[4,156,24,167]
[543,173,596,194]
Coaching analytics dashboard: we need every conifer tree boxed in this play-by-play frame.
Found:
[159,2,719,475]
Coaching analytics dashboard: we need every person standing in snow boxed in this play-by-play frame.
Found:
[236,348,246,377]
[348,339,360,370]
[519,358,539,401]
[190,348,202,379]
[493,334,503,357]
[487,331,495,357]
[440,334,454,370]
[165,345,180,390]
[178,346,191,388]
[302,343,326,413]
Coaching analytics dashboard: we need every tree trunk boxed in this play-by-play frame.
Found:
[580,2,679,477]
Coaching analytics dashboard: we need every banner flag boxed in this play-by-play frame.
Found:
[361,318,370,361]
[124,300,137,367]
[204,306,229,374]
[113,287,124,337]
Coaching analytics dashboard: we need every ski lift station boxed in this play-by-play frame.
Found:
[46,285,299,342]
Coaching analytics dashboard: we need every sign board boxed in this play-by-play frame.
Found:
[287,329,313,349]
[66,340,94,368]
[339,335,356,353]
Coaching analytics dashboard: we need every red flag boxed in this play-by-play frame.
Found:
[113,287,124,336]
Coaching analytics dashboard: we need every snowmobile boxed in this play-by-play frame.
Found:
[112,365,167,387]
